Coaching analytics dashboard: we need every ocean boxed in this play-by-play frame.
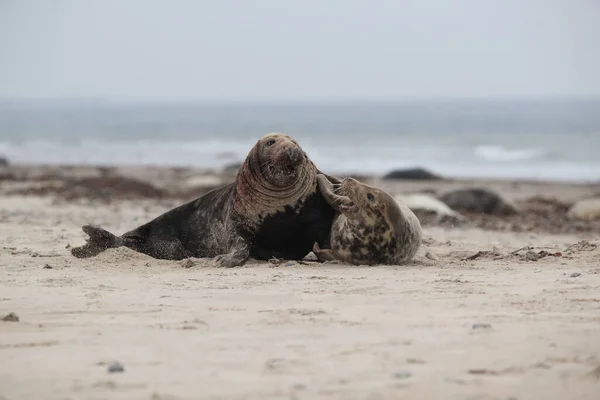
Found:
[0,99,598,182]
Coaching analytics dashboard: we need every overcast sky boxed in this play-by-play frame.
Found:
[1,0,599,101]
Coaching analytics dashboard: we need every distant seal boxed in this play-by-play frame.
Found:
[312,175,423,265]
[382,167,442,181]
[71,133,339,267]
[437,188,518,216]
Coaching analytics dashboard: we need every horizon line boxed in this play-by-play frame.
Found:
[1,94,600,105]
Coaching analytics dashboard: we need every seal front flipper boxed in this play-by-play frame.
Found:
[70,225,124,258]
[213,236,250,268]
[316,174,352,211]
[312,242,337,262]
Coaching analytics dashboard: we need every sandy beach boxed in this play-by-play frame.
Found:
[1,164,599,400]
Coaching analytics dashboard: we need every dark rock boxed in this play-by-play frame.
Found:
[392,370,412,379]
[2,312,19,322]
[437,188,518,216]
[107,362,125,373]
[570,272,581,278]
[382,167,442,181]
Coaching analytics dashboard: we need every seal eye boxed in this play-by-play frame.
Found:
[266,139,276,147]
[367,193,375,201]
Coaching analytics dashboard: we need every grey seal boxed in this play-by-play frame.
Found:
[70,133,339,267]
[312,175,422,265]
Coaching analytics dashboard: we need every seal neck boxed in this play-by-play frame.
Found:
[234,151,317,212]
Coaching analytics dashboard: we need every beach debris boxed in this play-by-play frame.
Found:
[472,323,492,329]
[392,370,412,379]
[461,246,566,262]
[7,176,168,203]
[570,272,582,278]
[2,312,19,322]
[107,362,125,373]
[43,264,53,269]
[467,368,498,375]
[268,257,285,267]
[567,198,600,221]
[264,358,288,372]
[425,251,437,260]
[463,250,501,261]
[382,167,442,180]
[565,240,597,254]
[525,196,571,215]
[180,259,195,269]
[509,246,562,262]
[437,188,518,216]
[0,170,16,181]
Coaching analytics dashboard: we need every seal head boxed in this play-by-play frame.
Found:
[256,133,306,187]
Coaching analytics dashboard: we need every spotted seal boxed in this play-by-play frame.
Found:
[312,175,422,265]
[70,133,339,267]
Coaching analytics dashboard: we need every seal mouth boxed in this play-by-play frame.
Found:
[332,183,358,214]
[268,164,297,177]
[339,202,358,213]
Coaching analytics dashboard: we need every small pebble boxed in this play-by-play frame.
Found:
[525,251,541,261]
[43,264,53,269]
[107,362,125,373]
[570,272,581,278]
[392,370,412,379]
[291,383,307,390]
[425,252,436,260]
[444,377,466,385]
[472,323,492,329]
[2,312,19,322]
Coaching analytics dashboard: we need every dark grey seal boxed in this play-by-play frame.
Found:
[70,133,339,267]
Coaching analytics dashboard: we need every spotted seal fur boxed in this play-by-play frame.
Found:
[70,133,339,267]
[312,174,422,265]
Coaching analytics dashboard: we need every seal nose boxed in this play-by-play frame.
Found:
[283,146,302,164]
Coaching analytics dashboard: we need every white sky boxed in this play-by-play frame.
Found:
[1,0,599,101]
